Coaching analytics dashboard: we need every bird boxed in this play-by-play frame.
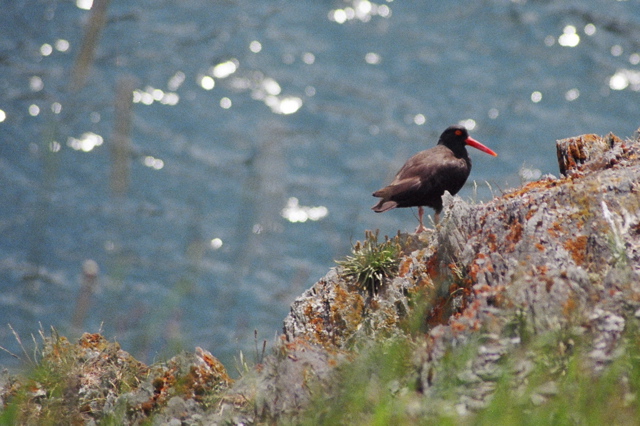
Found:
[372,125,497,233]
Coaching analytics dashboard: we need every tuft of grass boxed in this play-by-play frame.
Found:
[336,230,402,294]
[0,327,81,425]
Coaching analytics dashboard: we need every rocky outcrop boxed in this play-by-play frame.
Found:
[2,130,640,424]
[213,130,640,422]
[0,332,231,425]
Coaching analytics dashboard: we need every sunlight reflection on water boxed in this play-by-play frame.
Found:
[329,0,392,24]
[1,0,640,369]
[281,197,329,223]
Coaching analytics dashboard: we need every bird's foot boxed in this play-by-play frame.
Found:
[415,224,429,234]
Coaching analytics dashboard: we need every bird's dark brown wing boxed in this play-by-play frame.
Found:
[372,174,421,212]
[372,146,470,211]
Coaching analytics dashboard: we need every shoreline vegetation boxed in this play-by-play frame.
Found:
[2,130,640,424]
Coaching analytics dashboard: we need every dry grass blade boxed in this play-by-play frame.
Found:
[8,323,36,366]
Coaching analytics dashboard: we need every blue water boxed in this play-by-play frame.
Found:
[1,0,639,368]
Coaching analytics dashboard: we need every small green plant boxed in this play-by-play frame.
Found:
[336,230,402,294]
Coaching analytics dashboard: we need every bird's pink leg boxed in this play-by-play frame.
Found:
[415,206,428,233]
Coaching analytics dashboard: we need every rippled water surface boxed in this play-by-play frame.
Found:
[1,0,639,367]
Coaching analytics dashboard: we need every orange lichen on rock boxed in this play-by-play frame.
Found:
[487,233,498,252]
[505,220,523,252]
[562,297,577,318]
[548,222,563,238]
[468,253,494,282]
[557,132,624,175]
[462,300,482,320]
[564,235,588,265]
[398,257,413,277]
[141,348,231,412]
[502,177,562,200]
[450,320,467,333]
[331,285,365,335]
[78,333,110,350]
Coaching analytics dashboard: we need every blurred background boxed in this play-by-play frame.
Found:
[1,0,639,370]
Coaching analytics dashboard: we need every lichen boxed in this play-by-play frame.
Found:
[564,235,588,265]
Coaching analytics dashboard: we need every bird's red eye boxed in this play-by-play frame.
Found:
[455,130,462,136]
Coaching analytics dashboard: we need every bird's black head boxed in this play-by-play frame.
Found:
[437,125,498,157]
[437,125,469,153]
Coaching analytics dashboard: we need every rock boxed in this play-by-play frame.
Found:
[256,131,640,419]
[0,333,232,425]
[3,131,640,424]
[556,133,622,176]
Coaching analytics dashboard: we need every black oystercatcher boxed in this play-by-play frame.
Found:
[372,125,497,233]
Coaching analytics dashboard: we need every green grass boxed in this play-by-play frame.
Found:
[301,338,416,425]
[336,230,402,294]
[296,311,640,425]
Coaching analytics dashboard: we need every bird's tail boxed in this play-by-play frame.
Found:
[371,197,397,213]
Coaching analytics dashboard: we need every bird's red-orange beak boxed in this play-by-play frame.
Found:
[466,137,498,157]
